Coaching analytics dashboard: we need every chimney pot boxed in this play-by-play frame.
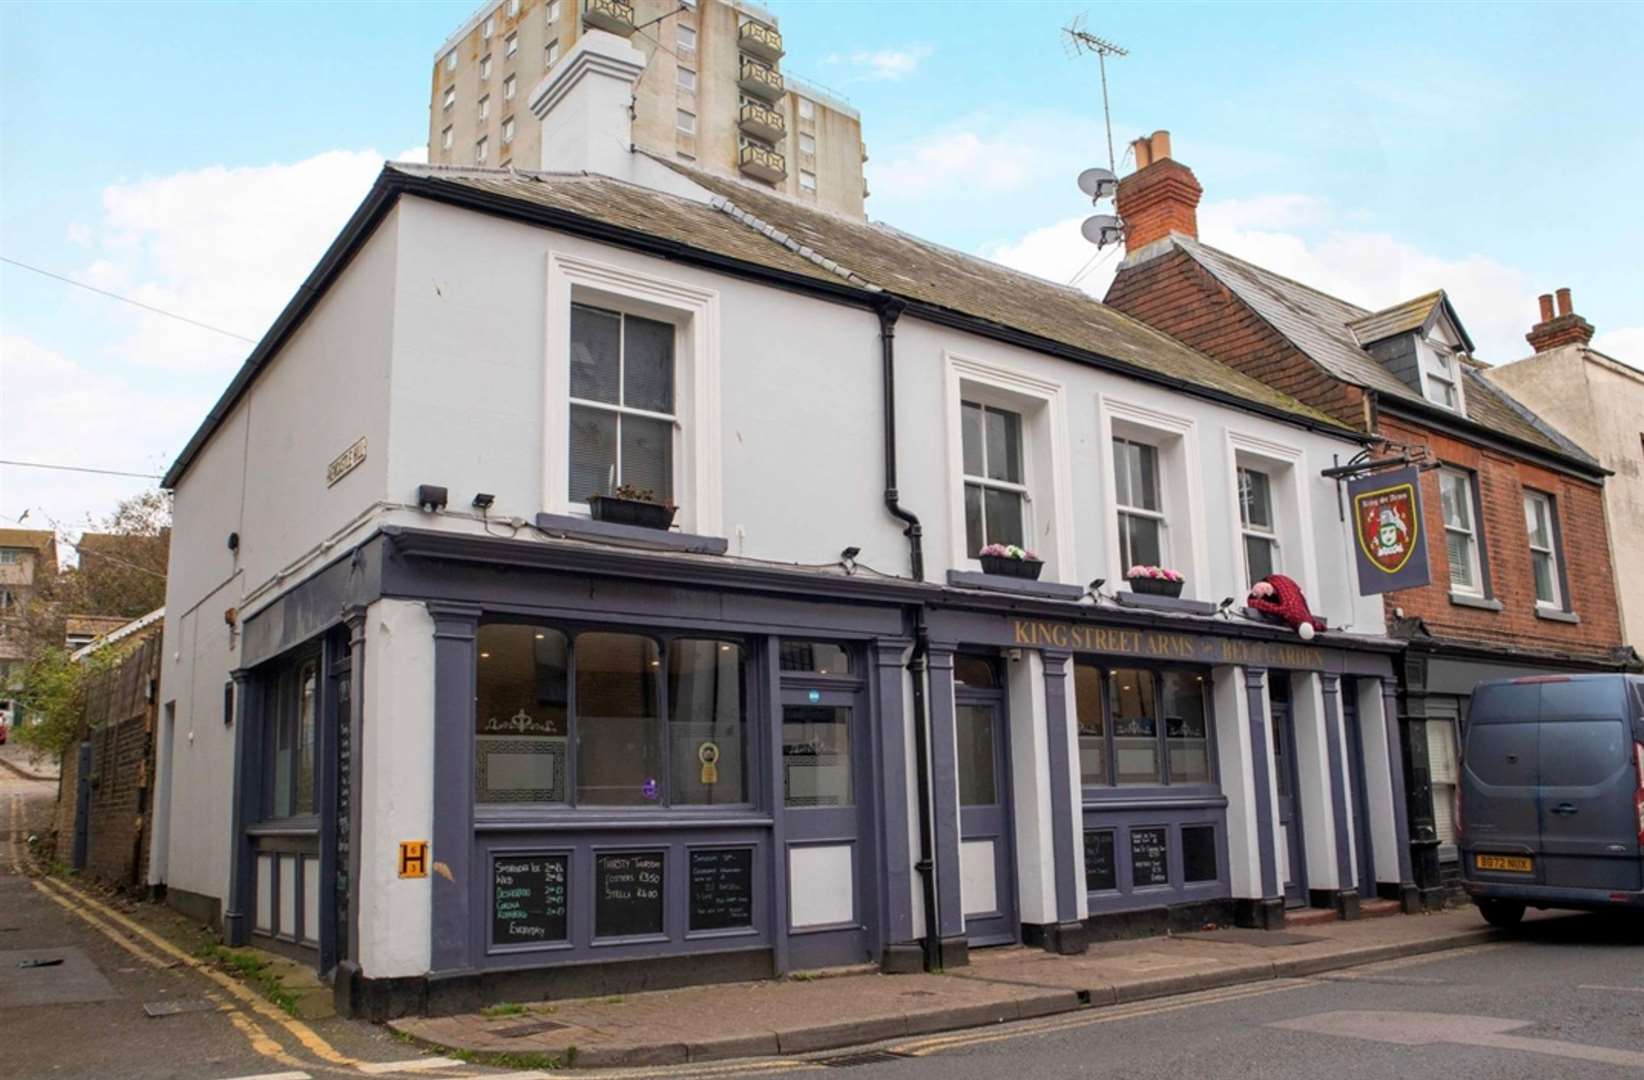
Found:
[1537,293,1555,322]
[1131,136,1153,169]
[1115,127,1203,255]
[1556,287,1573,316]
[1149,130,1172,162]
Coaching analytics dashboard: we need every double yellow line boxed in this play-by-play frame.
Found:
[888,977,1318,1057]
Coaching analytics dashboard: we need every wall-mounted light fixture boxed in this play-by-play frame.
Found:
[417,485,449,513]
[471,492,495,511]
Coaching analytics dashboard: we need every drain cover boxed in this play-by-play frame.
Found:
[490,1018,569,1038]
[819,1050,912,1068]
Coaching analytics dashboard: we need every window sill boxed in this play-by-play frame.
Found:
[1535,607,1581,624]
[1115,590,1219,617]
[1448,592,1503,612]
[946,569,1085,601]
[534,512,728,555]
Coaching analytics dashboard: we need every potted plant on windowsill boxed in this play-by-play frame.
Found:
[587,484,678,530]
[1126,564,1185,598]
[978,544,1044,581]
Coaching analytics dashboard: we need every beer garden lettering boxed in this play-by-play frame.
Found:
[1009,619,1325,670]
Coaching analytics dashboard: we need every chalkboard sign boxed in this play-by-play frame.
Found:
[1130,827,1170,887]
[492,854,568,945]
[595,851,665,938]
[689,848,754,932]
[1084,830,1116,893]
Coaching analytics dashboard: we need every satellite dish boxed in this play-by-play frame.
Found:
[1077,167,1118,200]
[1081,214,1125,249]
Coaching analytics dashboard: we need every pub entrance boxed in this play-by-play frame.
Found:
[954,655,1016,946]
[1269,679,1308,908]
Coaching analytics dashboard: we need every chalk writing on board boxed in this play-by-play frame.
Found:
[1130,827,1170,887]
[595,851,665,938]
[689,848,753,932]
[492,854,568,945]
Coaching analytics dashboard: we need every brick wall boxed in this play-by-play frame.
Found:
[1378,414,1624,659]
[1106,249,1369,428]
[50,633,161,889]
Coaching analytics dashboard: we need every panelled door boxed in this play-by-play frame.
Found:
[955,688,1016,947]
[781,686,872,969]
[1270,688,1308,908]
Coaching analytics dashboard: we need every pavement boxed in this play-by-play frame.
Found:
[391,903,1526,1070]
[0,737,58,782]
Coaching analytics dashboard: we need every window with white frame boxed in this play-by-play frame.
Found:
[443,85,456,110]
[508,0,520,15]
[480,53,492,79]
[478,93,490,120]
[545,38,560,65]
[677,23,696,51]
[483,14,495,37]
[676,109,696,134]
[799,169,816,192]
[441,125,453,151]
[444,49,457,71]
[960,401,1028,554]
[503,73,517,100]
[799,132,816,155]
[1113,437,1166,569]
[568,304,676,504]
[502,115,516,143]
[505,31,518,57]
[1523,490,1563,608]
[0,550,18,564]
[1439,468,1483,595]
[1238,466,1279,586]
[546,0,561,22]
[475,136,489,164]
[798,96,814,120]
[677,66,696,93]
[1420,340,1464,412]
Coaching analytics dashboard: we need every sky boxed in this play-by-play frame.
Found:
[3,1,1642,540]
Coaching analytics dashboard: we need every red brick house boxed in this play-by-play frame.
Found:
[1104,131,1640,902]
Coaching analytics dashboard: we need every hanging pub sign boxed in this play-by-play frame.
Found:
[1348,465,1431,595]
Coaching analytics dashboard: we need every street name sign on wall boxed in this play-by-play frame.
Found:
[1348,465,1431,595]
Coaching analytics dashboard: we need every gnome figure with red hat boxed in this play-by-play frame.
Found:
[1247,574,1327,640]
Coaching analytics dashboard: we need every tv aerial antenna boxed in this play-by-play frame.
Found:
[1062,14,1128,174]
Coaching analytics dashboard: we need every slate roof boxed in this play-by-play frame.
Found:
[1163,235,1597,468]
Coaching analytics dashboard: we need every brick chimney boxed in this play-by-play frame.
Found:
[1115,130,1203,254]
[1525,286,1596,352]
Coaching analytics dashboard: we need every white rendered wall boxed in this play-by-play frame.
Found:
[356,599,436,978]
[1287,672,1343,892]
[1006,651,1055,925]
[1212,665,1261,899]
[1355,679,1401,886]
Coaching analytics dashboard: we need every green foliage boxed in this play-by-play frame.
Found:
[482,1002,527,1018]
[199,944,300,1016]
[10,647,110,759]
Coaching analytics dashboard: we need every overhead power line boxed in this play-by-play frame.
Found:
[0,459,163,480]
[0,255,257,344]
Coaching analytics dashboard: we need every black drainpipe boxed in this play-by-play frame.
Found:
[876,298,942,967]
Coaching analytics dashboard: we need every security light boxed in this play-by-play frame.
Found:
[471,492,496,511]
[417,485,449,513]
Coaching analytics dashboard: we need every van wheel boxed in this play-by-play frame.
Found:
[1476,899,1526,928]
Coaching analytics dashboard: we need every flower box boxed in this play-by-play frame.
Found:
[980,554,1044,580]
[587,494,677,531]
[1128,576,1184,598]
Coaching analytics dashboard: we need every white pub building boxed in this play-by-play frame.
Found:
[150,31,1415,1018]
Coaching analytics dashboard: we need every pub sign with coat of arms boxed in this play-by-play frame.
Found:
[1347,465,1431,595]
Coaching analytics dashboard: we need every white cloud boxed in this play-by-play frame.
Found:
[1593,326,1644,369]
[824,43,933,82]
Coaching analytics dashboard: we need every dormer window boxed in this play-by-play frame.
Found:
[1420,340,1463,412]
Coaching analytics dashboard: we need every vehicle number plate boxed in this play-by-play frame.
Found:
[1475,854,1532,872]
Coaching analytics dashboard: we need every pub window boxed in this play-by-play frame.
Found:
[953,655,998,689]
[1237,466,1279,588]
[960,400,1028,555]
[263,655,318,820]
[568,303,676,506]
[1074,661,1108,785]
[1163,671,1210,783]
[1110,667,1160,785]
[778,640,853,676]
[475,625,748,808]
[1113,437,1166,570]
[1076,664,1214,789]
[782,706,851,807]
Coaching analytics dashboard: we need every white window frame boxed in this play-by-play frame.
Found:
[677,66,696,93]
[1099,396,1207,596]
[475,136,488,164]
[0,550,18,564]
[478,93,490,120]
[545,39,560,65]
[441,125,453,151]
[676,109,696,135]
[444,49,457,71]
[677,23,696,51]
[1523,489,1563,609]
[547,0,561,22]
[508,0,520,15]
[544,252,722,536]
[480,53,492,79]
[799,132,816,156]
[1439,467,1484,597]
[1237,466,1279,584]
[442,85,456,110]
[505,31,518,57]
[503,73,517,100]
[482,14,495,37]
[942,352,1074,582]
[799,169,817,192]
[1112,436,1168,571]
[798,96,814,120]
[1224,430,1317,601]
[1415,323,1467,415]
[502,115,516,143]
[960,400,1031,556]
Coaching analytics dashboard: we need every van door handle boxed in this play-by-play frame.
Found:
[1550,803,1579,815]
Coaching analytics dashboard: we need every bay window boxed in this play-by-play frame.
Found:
[569,303,676,505]
[1439,468,1483,596]
[960,400,1027,554]
[475,625,747,808]
[1523,490,1563,609]
[1237,466,1279,587]
[1113,437,1165,569]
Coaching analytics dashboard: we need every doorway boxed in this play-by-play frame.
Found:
[1269,679,1308,908]
[1343,687,1375,899]
[954,657,1016,947]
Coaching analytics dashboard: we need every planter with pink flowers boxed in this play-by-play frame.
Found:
[978,543,1043,580]
[1126,565,1185,598]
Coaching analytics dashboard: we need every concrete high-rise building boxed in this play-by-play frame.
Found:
[428,0,869,218]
